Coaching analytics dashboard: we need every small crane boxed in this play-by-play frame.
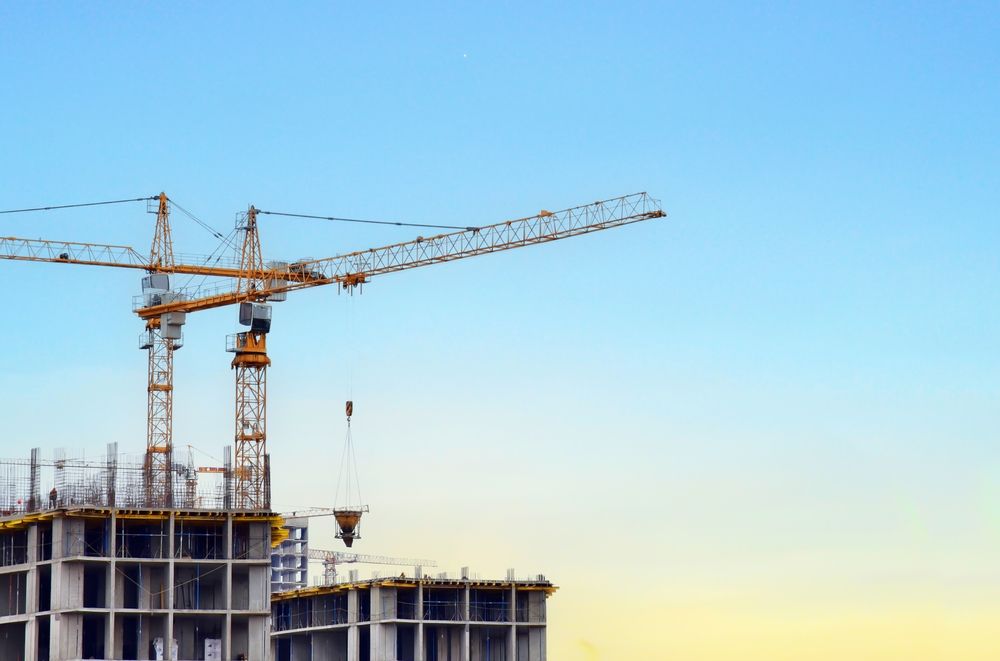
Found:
[308,548,437,585]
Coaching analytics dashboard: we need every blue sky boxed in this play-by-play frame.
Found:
[2,3,999,658]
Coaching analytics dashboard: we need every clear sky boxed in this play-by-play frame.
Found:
[2,3,999,659]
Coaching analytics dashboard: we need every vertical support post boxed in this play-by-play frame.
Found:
[348,590,359,661]
[370,584,382,660]
[23,524,37,661]
[508,584,516,661]
[167,513,175,660]
[108,511,117,657]
[224,513,233,661]
[462,583,471,661]
[415,582,425,661]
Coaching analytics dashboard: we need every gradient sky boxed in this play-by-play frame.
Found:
[2,3,999,659]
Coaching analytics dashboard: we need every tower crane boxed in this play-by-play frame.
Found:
[308,548,437,585]
[1,192,665,514]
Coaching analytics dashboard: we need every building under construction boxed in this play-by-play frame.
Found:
[271,571,554,661]
[0,446,284,661]
[0,192,664,659]
[0,448,555,661]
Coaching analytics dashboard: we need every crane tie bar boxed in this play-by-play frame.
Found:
[257,209,478,232]
[0,196,157,215]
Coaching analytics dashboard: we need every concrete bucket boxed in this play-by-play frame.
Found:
[335,509,363,547]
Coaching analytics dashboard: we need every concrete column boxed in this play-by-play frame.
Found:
[23,525,37,661]
[415,583,424,661]
[507,585,516,661]
[462,586,470,661]
[370,585,381,660]
[23,618,37,661]
[107,511,117,657]
[52,518,64,560]
[166,513,175,661]
[224,514,233,661]
[347,590,359,661]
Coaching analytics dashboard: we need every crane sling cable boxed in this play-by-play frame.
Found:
[333,400,367,547]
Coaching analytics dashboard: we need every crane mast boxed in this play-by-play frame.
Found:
[141,193,182,507]
[229,206,272,510]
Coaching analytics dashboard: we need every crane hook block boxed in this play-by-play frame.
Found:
[346,400,353,419]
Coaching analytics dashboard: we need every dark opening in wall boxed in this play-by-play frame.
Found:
[81,614,106,660]
[357,589,372,621]
[426,625,466,661]
[396,624,416,661]
[120,565,140,608]
[397,588,417,620]
[120,615,139,660]
[0,622,26,661]
[0,530,27,566]
[36,615,50,661]
[38,522,52,561]
[116,520,168,558]
[83,564,106,608]
[359,626,370,661]
[275,637,291,661]
[83,519,109,557]
[470,589,509,623]
[232,522,270,560]
[424,588,463,621]
[472,626,509,661]
[38,565,51,611]
[173,563,227,610]
[174,614,224,660]
[0,572,27,616]
[312,593,348,626]
[174,520,225,559]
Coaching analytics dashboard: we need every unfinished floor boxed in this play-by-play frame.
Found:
[271,575,553,661]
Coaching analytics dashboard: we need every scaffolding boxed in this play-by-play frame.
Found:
[0,444,255,514]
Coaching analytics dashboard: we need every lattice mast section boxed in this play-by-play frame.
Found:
[230,206,272,509]
[143,193,180,507]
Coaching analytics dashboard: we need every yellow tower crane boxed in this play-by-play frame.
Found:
[0,192,665,512]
